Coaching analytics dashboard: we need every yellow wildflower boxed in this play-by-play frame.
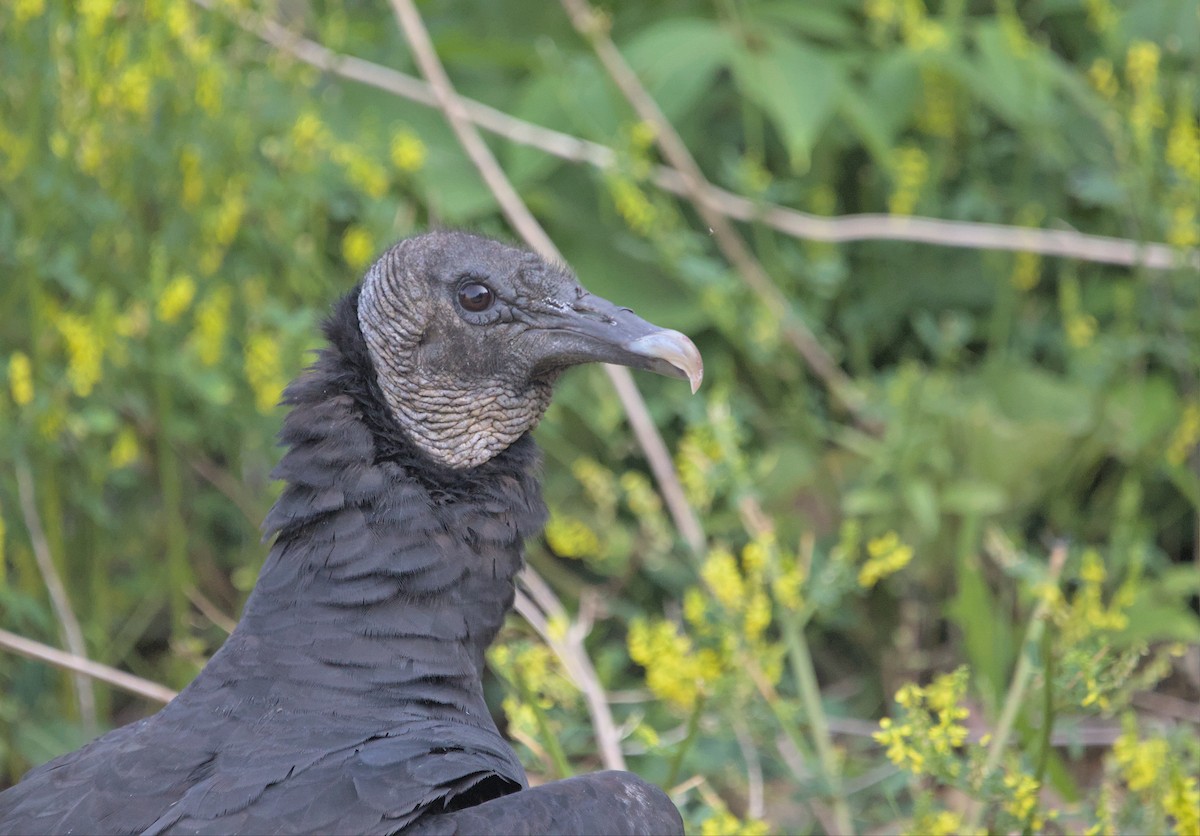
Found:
[109,427,140,469]
[14,0,45,23]
[1088,58,1119,101]
[1165,772,1200,836]
[57,313,103,397]
[888,146,928,216]
[195,65,223,116]
[244,331,285,413]
[1166,200,1199,249]
[859,530,914,588]
[1003,770,1043,829]
[1084,0,1118,32]
[8,352,34,406]
[627,618,720,711]
[291,110,330,156]
[682,586,708,629]
[701,547,745,610]
[772,563,805,610]
[1166,103,1200,183]
[342,226,374,270]
[619,470,662,519]
[79,0,116,36]
[874,716,924,773]
[1112,717,1168,792]
[157,275,196,324]
[117,64,153,117]
[608,177,657,235]
[917,67,957,139]
[1125,41,1159,91]
[699,808,770,836]
[390,130,427,173]
[193,286,232,366]
[742,590,772,642]
[907,810,964,836]
[211,184,246,249]
[1065,313,1098,348]
[543,511,600,559]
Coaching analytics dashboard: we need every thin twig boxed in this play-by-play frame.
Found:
[184,586,237,635]
[190,0,1196,271]
[561,0,871,426]
[0,627,177,705]
[15,462,97,735]
[386,0,704,554]
[515,571,627,771]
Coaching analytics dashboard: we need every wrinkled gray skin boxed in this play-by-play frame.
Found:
[0,231,698,835]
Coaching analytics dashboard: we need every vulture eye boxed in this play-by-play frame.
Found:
[458,282,495,313]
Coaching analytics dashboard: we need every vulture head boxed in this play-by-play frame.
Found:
[357,230,703,468]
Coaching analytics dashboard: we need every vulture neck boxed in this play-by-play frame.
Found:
[235,289,547,706]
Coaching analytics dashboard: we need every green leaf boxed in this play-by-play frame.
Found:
[622,18,738,123]
[730,33,841,171]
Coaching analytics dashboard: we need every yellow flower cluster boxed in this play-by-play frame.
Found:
[627,617,721,712]
[157,274,196,324]
[543,511,601,559]
[8,352,34,406]
[1165,100,1200,249]
[917,67,957,139]
[342,226,375,270]
[905,810,976,836]
[192,286,233,367]
[332,143,389,199]
[858,530,914,588]
[874,667,970,776]
[699,538,776,644]
[390,129,427,173]
[56,312,103,397]
[888,146,929,216]
[1165,403,1199,467]
[698,808,770,836]
[1164,770,1200,836]
[1088,58,1119,101]
[1084,0,1118,33]
[608,176,658,236]
[571,457,619,515]
[1113,722,1168,792]
[1058,275,1098,350]
[1062,550,1131,644]
[13,0,44,23]
[1003,769,1044,830]
[1125,41,1166,153]
[620,470,662,520]
[109,426,140,469]
[244,331,285,414]
[675,424,719,509]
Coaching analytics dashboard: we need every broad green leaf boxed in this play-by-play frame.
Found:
[731,33,842,171]
[623,18,738,123]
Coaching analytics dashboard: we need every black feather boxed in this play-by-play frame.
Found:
[0,235,684,835]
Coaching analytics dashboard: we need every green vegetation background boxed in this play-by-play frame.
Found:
[1,0,1197,833]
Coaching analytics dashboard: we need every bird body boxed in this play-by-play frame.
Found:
[0,232,697,835]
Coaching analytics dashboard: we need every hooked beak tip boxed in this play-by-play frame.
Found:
[625,330,704,394]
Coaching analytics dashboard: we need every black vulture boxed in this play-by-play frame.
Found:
[0,231,700,835]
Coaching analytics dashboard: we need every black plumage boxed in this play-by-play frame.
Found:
[0,231,700,835]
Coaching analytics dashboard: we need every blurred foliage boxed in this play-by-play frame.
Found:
[1,0,1198,833]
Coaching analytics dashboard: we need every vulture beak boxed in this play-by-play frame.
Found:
[535,292,704,393]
